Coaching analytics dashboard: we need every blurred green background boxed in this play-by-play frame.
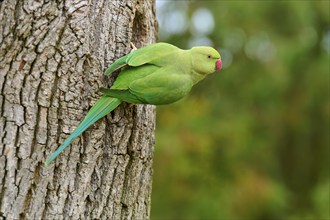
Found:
[151,1,329,219]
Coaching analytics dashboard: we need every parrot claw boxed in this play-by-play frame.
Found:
[130,42,138,52]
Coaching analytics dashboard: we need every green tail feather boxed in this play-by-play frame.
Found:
[45,97,121,166]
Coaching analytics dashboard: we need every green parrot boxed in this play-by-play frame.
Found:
[45,42,222,165]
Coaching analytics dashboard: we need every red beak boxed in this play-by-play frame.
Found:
[216,59,222,71]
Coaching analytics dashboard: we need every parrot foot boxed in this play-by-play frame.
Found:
[130,42,138,52]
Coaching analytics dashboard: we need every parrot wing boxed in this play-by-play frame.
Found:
[129,69,193,105]
[105,43,179,75]
[101,66,193,105]
[126,43,179,67]
[100,88,144,104]
[105,55,128,75]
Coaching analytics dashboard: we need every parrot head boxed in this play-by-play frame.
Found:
[190,46,222,75]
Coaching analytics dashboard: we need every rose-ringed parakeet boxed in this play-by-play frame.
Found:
[45,42,222,165]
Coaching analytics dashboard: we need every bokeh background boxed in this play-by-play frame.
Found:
[151,1,329,219]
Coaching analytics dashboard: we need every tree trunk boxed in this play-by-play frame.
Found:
[0,0,158,219]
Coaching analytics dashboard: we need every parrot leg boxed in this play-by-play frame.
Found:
[130,42,138,51]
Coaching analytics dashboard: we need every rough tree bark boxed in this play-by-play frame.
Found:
[0,0,158,219]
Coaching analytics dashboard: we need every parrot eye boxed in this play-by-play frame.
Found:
[207,54,212,59]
